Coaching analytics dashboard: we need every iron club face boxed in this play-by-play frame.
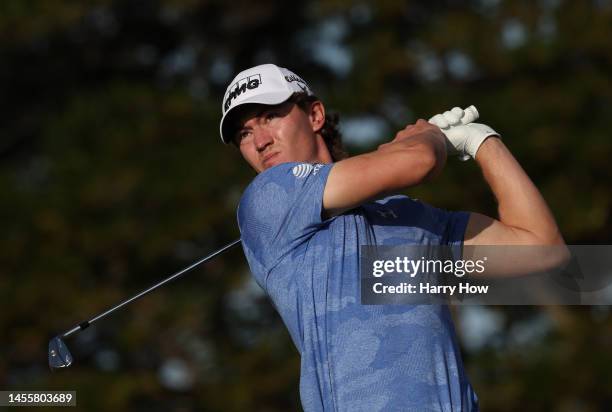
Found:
[48,336,73,369]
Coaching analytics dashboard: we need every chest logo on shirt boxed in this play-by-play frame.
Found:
[376,208,398,219]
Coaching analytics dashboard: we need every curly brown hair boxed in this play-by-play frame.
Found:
[289,93,348,162]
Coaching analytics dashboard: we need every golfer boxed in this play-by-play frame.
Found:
[219,64,564,411]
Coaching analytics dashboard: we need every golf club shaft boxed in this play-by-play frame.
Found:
[61,238,242,338]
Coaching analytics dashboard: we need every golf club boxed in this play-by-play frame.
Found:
[48,238,242,370]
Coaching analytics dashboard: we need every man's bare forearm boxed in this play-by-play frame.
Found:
[474,137,564,244]
[376,124,447,181]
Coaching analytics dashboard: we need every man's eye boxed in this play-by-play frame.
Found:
[237,130,251,141]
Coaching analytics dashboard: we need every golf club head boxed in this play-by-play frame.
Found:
[48,336,73,370]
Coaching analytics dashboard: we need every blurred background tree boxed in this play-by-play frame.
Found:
[0,0,610,410]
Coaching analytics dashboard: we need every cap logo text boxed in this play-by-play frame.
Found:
[224,74,261,111]
[284,74,309,90]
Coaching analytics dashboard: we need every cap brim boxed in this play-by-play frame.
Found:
[219,91,293,144]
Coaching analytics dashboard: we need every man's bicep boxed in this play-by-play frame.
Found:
[323,148,435,217]
[464,213,509,245]
[464,212,543,245]
[463,212,569,277]
[323,155,388,217]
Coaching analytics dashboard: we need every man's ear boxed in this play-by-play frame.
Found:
[309,101,326,133]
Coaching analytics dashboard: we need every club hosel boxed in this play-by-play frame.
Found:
[63,321,89,338]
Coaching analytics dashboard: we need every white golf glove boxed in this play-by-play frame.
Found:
[429,107,500,161]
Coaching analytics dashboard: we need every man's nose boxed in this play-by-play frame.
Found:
[253,127,274,152]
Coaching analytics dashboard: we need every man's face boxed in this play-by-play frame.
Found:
[231,100,329,173]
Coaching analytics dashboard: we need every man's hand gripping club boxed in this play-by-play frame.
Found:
[429,106,500,161]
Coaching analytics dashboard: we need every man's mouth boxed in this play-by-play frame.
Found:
[262,152,280,167]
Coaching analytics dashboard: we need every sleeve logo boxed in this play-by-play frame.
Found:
[292,163,314,178]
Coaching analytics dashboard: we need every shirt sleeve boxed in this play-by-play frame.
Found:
[444,210,470,247]
[412,199,470,251]
[420,203,470,259]
[365,195,470,259]
[444,210,470,260]
[237,162,333,288]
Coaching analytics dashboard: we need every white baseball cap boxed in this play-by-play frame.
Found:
[219,63,314,144]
